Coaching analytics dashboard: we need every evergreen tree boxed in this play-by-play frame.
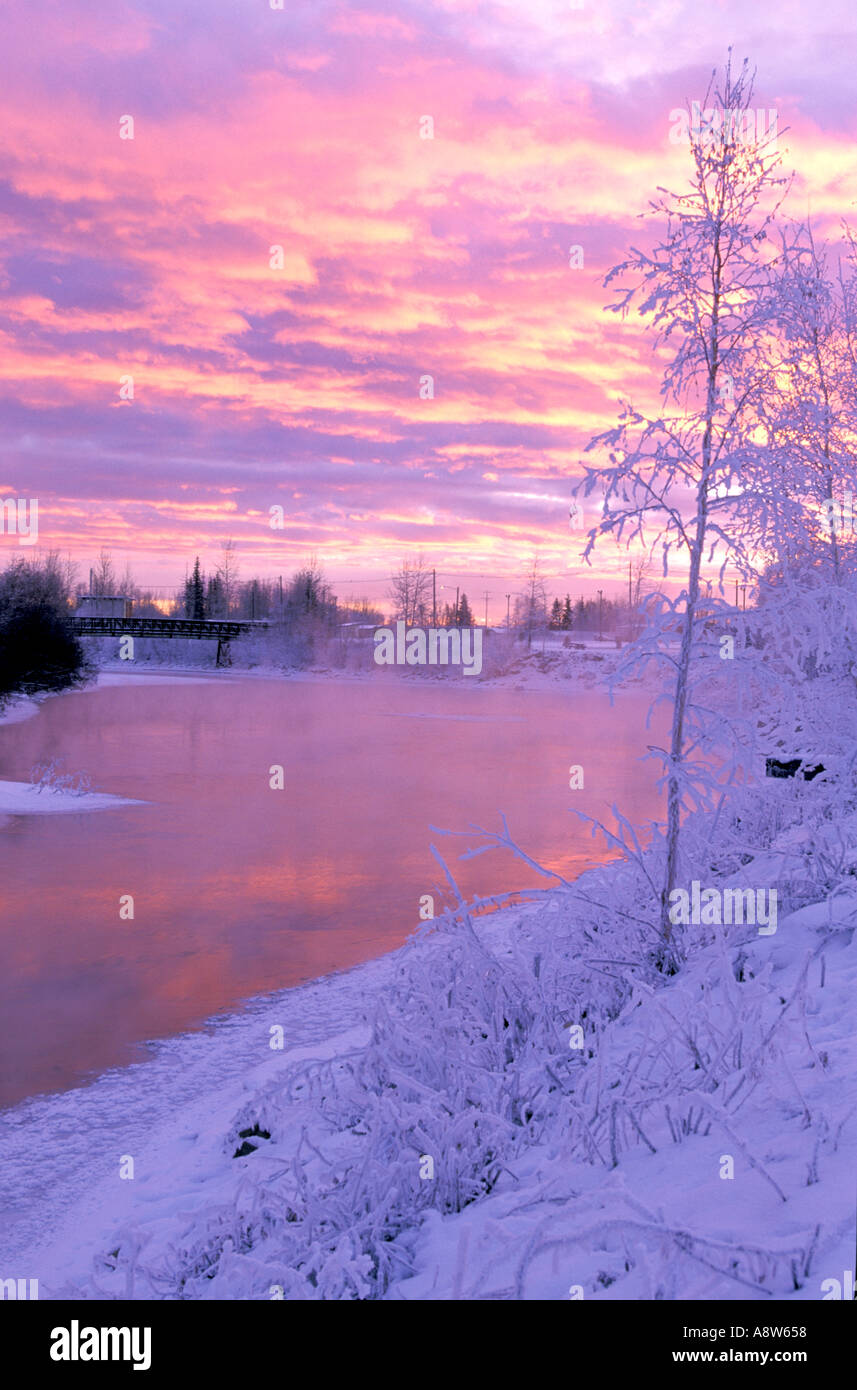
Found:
[550,597,563,628]
[185,557,206,619]
[457,592,473,627]
[206,573,224,619]
[562,594,573,629]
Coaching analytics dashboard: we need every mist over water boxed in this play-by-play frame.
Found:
[0,676,665,1108]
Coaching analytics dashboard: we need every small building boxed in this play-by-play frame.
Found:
[75,594,131,619]
[339,622,379,640]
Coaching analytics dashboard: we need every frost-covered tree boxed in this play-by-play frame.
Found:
[91,548,117,596]
[388,554,432,625]
[514,555,549,646]
[764,224,857,576]
[215,539,239,617]
[576,53,805,965]
[736,226,857,775]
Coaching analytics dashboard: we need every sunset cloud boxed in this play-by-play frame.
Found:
[2,0,857,604]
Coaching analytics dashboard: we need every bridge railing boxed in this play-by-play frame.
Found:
[72,616,270,640]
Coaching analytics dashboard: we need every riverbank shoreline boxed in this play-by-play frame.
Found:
[0,643,631,730]
[0,651,637,813]
[1,796,853,1301]
[74,629,637,691]
[1,665,853,1302]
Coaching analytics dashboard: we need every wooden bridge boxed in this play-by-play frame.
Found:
[72,615,269,665]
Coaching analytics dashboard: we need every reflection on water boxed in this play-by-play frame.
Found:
[0,675,665,1107]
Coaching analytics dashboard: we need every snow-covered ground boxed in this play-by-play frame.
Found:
[81,632,632,693]
[1,658,853,1301]
[0,694,43,728]
[0,953,389,1288]
[0,780,145,817]
[1,808,853,1300]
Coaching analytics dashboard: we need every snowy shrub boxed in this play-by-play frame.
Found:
[29,758,94,796]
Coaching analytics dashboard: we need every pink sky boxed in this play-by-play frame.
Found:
[2,0,857,611]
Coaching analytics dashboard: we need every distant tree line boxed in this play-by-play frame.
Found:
[547,595,623,632]
[178,553,344,626]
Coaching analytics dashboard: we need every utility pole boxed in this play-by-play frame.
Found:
[505,593,511,627]
[432,568,437,626]
[483,590,489,627]
[455,586,459,625]
[628,558,632,610]
[734,579,739,609]
[597,588,603,642]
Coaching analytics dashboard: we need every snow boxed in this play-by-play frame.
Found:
[0,780,146,816]
[0,695,42,727]
[82,637,629,693]
[0,956,390,1283]
[93,671,218,688]
[1,657,853,1302]
[2,812,853,1301]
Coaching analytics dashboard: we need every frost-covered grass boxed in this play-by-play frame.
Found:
[37,758,855,1301]
[29,758,94,796]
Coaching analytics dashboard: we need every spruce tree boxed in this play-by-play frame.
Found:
[190,557,206,620]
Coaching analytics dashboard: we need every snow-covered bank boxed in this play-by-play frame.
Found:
[1,663,852,1302]
[0,672,211,817]
[0,694,43,728]
[3,794,854,1301]
[81,634,631,693]
[0,780,146,816]
[0,953,393,1283]
[93,671,218,689]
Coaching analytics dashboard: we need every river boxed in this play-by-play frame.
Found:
[0,672,665,1108]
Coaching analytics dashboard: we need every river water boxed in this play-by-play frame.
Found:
[0,673,665,1108]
